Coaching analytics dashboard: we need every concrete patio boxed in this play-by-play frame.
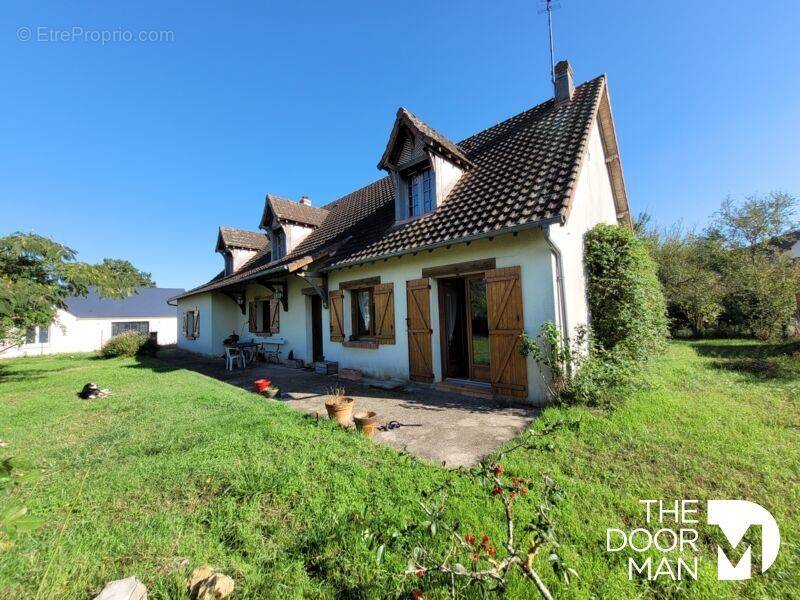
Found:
[156,348,538,467]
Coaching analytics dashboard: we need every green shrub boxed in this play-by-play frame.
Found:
[100,331,145,358]
[584,223,669,361]
[521,322,637,408]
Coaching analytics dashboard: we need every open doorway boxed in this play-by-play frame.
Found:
[438,274,490,383]
[311,295,323,362]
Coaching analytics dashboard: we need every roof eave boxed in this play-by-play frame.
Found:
[319,216,563,272]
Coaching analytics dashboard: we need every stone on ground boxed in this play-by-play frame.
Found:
[188,566,234,599]
[93,576,147,600]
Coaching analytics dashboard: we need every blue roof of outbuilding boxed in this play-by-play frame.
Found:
[64,287,183,319]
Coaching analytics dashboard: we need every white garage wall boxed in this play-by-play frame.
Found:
[2,310,178,358]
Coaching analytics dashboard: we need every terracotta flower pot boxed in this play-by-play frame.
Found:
[353,411,378,438]
[325,396,354,427]
[254,379,271,394]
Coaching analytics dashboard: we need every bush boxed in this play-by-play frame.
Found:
[521,322,637,408]
[100,331,145,357]
[584,223,669,361]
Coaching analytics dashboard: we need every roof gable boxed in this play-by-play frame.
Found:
[260,195,329,229]
[378,108,474,171]
[215,227,268,253]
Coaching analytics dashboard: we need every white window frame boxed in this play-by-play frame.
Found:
[403,167,435,219]
[23,326,50,346]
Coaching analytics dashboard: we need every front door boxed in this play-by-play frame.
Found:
[311,295,323,362]
[439,275,491,383]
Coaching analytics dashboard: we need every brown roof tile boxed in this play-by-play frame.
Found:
[217,227,269,251]
[266,195,329,227]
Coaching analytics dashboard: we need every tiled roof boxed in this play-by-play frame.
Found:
[218,227,268,251]
[266,195,329,227]
[175,75,609,300]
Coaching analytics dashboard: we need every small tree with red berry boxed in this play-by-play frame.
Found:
[364,418,579,599]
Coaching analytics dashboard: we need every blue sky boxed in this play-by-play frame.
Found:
[3,1,799,288]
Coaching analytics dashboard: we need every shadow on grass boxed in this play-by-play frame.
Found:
[691,339,800,382]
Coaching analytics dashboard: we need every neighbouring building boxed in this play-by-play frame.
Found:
[172,62,632,404]
[2,287,183,358]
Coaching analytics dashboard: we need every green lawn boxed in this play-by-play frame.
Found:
[0,340,798,599]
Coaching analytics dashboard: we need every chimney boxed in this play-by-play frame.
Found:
[554,60,574,103]
[299,195,311,206]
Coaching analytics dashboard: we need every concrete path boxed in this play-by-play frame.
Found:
[156,349,537,468]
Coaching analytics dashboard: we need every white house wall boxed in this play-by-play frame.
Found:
[3,310,177,358]
[323,232,556,404]
[548,120,620,337]
[177,293,215,356]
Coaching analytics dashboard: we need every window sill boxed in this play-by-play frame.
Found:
[343,339,379,349]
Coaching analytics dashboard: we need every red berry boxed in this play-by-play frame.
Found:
[472,552,479,561]
[416,569,425,578]
[491,486,503,495]
[492,465,504,475]
[465,534,475,545]
[482,534,489,544]
[488,546,496,556]
[520,488,528,495]
[411,589,423,600]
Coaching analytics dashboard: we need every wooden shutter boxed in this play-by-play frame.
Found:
[486,267,527,398]
[182,312,188,337]
[192,310,200,338]
[373,283,395,344]
[329,290,344,342]
[406,278,433,383]
[248,302,257,333]
[269,299,280,333]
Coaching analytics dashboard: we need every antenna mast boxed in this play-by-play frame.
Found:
[539,0,561,84]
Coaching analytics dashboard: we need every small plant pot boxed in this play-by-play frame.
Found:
[353,411,378,438]
[254,379,271,394]
[265,387,280,398]
[325,397,354,427]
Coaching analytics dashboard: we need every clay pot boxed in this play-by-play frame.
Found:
[353,411,378,438]
[254,379,271,394]
[325,396,355,427]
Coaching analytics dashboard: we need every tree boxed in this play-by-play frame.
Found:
[713,191,797,250]
[0,232,154,352]
[712,192,799,339]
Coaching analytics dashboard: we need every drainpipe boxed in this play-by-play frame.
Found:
[541,224,569,349]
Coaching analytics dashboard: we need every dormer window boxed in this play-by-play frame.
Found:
[224,253,234,275]
[378,108,474,224]
[405,167,433,218]
[271,229,285,259]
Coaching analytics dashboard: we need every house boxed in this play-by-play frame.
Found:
[172,61,632,404]
[2,287,183,358]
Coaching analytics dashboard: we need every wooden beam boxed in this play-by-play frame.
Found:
[339,276,381,290]
[421,258,496,279]
[219,290,247,315]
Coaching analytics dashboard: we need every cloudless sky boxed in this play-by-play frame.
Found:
[3,1,799,288]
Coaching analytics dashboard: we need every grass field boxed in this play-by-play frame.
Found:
[0,340,798,599]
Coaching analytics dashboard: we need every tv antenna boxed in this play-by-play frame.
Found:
[538,0,561,84]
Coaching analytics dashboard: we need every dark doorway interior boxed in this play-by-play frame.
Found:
[311,295,323,362]
[439,275,491,382]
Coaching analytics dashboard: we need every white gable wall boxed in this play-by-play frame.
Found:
[548,120,620,337]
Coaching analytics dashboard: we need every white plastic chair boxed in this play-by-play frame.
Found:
[225,347,245,371]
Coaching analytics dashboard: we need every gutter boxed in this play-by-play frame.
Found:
[541,223,570,349]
